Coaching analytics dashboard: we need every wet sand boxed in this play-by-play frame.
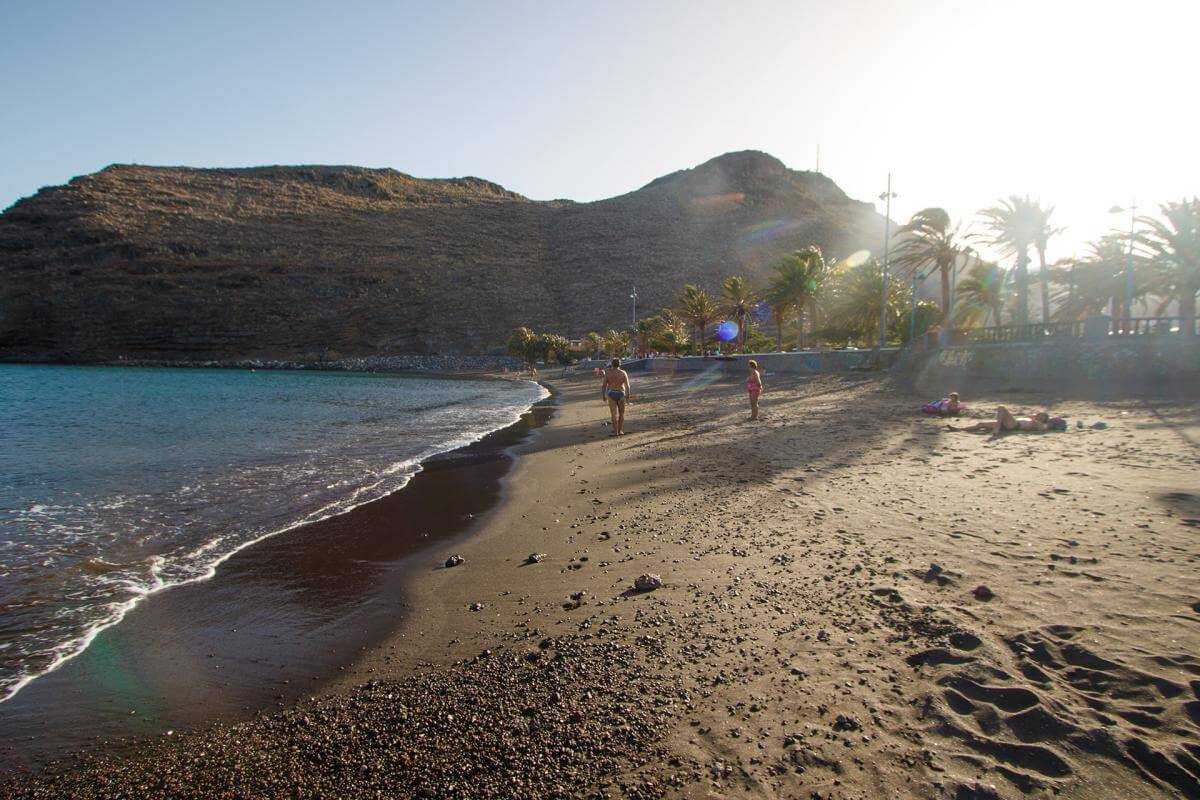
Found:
[0,393,553,772]
[4,371,1199,799]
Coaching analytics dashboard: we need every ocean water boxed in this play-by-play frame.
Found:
[0,365,546,703]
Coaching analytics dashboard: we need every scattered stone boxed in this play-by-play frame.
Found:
[444,554,465,568]
[0,638,678,799]
[526,553,547,564]
[832,714,861,732]
[973,585,995,600]
[634,574,663,591]
[469,602,484,612]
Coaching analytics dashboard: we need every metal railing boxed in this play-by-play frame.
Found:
[959,320,1085,343]
[1106,316,1198,336]
[950,316,1197,344]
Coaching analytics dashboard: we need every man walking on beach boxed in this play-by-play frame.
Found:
[601,358,631,436]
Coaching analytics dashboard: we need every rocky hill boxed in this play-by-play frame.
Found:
[0,151,888,360]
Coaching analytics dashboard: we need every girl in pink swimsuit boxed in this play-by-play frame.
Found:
[746,359,763,420]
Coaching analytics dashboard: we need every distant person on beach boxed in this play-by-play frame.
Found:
[947,406,1050,435]
[746,359,763,420]
[601,358,631,436]
[945,392,962,416]
[920,392,963,416]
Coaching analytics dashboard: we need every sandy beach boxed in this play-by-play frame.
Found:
[4,369,1199,799]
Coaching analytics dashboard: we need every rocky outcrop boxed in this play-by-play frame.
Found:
[0,151,887,361]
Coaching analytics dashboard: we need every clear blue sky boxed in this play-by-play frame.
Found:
[3,0,1196,260]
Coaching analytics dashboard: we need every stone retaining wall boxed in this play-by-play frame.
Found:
[643,350,900,375]
[898,337,1200,395]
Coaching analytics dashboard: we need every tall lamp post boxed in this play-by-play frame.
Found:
[879,174,897,349]
[909,271,926,343]
[630,287,638,326]
[1108,203,1136,328]
[949,253,961,331]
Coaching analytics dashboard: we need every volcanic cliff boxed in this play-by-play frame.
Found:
[0,151,887,360]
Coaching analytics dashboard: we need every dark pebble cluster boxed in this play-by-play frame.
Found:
[1,638,680,800]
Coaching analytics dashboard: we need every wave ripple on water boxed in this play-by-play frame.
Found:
[0,365,546,703]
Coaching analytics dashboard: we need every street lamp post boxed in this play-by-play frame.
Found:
[879,174,897,349]
[909,271,925,343]
[1109,203,1136,329]
[630,287,638,326]
[948,253,963,333]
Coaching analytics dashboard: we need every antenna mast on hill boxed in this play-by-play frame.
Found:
[815,144,820,173]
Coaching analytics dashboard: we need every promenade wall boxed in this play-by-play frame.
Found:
[899,337,1200,396]
[638,349,901,375]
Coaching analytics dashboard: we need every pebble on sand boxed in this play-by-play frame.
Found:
[634,574,663,591]
[444,555,465,568]
[973,585,995,600]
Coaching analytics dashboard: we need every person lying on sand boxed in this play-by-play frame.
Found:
[947,406,1050,435]
[601,358,631,436]
[945,392,962,416]
[921,392,963,416]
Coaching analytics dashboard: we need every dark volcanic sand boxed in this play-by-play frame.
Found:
[0,392,553,772]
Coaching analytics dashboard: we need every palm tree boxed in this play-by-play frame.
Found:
[977,195,1042,326]
[1029,200,1063,323]
[1046,257,1076,317]
[1051,237,1126,321]
[766,301,794,351]
[584,331,602,360]
[1138,197,1200,330]
[657,326,689,355]
[507,327,535,366]
[767,246,827,350]
[954,259,1009,327]
[899,300,943,343]
[677,284,719,353]
[603,328,630,357]
[720,275,757,353]
[633,318,660,354]
[890,208,972,321]
[828,258,910,346]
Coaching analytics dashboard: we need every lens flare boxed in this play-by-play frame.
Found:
[691,192,745,210]
[844,249,871,267]
[739,218,803,245]
[679,366,724,394]
[717,320,739,342]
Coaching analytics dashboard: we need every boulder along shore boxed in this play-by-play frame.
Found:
[3,371,1199,799]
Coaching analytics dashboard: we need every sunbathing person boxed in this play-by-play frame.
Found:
[920,392,964,416]
[945,392,962,416]
[947,406,1050,435]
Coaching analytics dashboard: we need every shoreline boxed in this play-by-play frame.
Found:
[4,372,1198,799]
[0,379,555,772]
[0,354,524,376]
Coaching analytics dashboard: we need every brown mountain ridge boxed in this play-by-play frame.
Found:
[0,150,887,360]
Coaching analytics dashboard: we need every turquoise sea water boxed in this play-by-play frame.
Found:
[0,365,546,703]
